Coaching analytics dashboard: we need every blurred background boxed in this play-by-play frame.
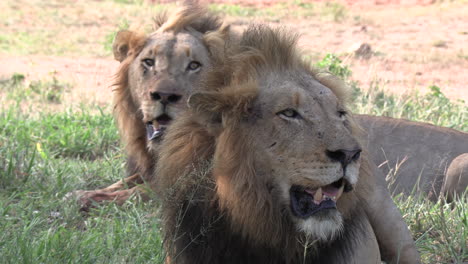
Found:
[1,0,467,109]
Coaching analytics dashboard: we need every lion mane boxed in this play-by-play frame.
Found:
[156,25,385,263]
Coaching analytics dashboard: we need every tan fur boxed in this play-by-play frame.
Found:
[154,4,222,34]
[156,25,419,264]
[71,3,228,209]
[443,153,468,201]
[112,3,224,169]
[357,115,468,202]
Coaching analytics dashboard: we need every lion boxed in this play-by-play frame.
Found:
[155,25,420,264]
[357,115,468,202]
[70,3,466,211]
[71,4,228,208]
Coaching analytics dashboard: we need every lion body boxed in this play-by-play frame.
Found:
[357,115,468,201]
[156,25,419,263]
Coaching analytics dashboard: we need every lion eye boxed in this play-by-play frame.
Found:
[277,108,301,119]
[187,61,201,71]
[142,58,154,67]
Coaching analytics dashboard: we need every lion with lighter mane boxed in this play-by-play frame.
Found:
[156,25,420,263]
[73,4,228,206]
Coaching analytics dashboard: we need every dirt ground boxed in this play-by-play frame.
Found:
[0,0,467,106]
[0,55,119,108]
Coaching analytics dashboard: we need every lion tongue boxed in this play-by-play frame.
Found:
[146,122,164,141]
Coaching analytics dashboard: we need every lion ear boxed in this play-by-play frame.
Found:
[112,30,146,62]
[187,92,224,125]
[203,23,231,58]
[188,87,257,126]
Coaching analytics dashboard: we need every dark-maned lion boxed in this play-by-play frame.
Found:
[72,4,228,207]
[156,25,420,264]
[357,115,468,202]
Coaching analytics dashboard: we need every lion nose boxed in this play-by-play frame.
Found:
[150,92,182,104]
[326,148,362,168]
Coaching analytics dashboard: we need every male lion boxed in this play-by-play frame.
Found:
[357,115,468,201]
[156,25,420,264]
[72,4,466,210]
[72,4,228,207]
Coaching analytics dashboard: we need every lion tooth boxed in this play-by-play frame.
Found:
[313,187,323,203]
[335,184,344,201]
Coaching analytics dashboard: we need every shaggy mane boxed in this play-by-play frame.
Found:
[113,39,149,173]
[154,3,222,34]
[157,24,372,262]
[202,25,350,104]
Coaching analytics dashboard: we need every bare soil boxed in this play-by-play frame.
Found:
[1,0,467,106]
[0,55,118,107]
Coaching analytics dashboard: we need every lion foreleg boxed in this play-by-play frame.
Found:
[99,173,144,192]
[72,186,148,211]
[67,173,147,211]
[350,216,381,264]
[364,160,421,264]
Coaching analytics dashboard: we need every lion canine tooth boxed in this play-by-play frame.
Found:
[335,184,344,201]
[313,187,323,202]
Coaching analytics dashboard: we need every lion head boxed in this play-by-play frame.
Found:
[157,25,376,261]
[111,4,227,172]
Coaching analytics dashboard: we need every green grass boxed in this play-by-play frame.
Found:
[1,73,70,104]
[395,195,468,263]
[0,53,467,263]
[0,193,164,263]
[0,77,165,263]
[353,84,467,131]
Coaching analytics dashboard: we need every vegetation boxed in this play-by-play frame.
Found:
[315,54,467,131]
[0,75,165,263]
[0,1,466,263]
[0,50,466,263]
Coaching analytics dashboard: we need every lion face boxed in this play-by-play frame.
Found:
[189,70,361,243]
[162,25,365,248]
[111,6,225,172]
[251,73,361,241]
[126,31,211,146]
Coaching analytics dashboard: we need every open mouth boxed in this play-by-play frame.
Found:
[145,114,173,141]
[290,178,349,219]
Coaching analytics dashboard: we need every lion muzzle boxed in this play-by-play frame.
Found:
[146,116,171,141]
[290,178,346,219]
